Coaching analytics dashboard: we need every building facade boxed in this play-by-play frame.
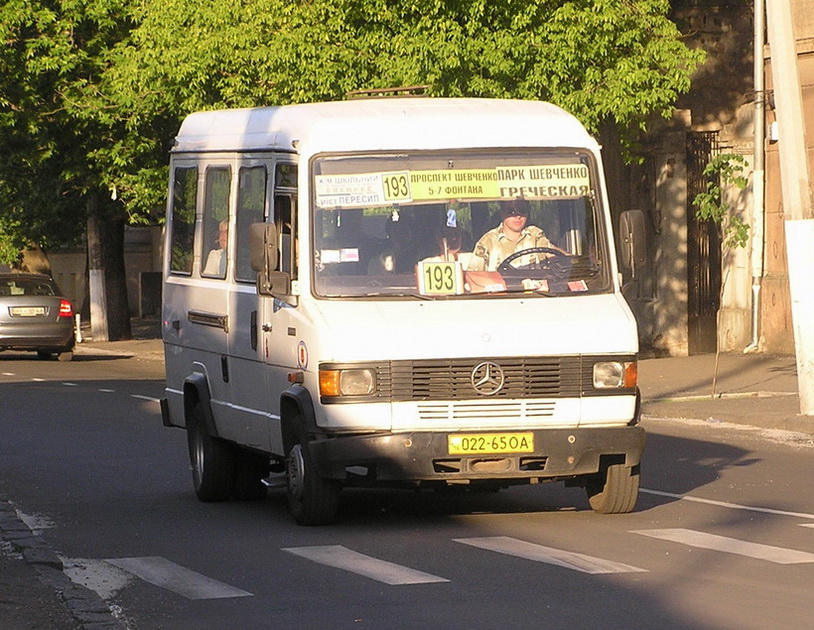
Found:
[615,0,813,356]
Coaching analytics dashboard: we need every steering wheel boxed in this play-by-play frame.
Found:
[497,246,566,273]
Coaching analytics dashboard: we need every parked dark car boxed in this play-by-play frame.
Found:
[0,273,75,361]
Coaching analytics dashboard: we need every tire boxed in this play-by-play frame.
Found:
[286,421,340,526]
[586,463,640,514]
[187,402,235,502]
[233,449,269,501]
[36,350,52,360]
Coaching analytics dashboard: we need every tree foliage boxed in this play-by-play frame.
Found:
[0,0,134,265]
[693,153,750,250]
[93,0,704,216]
[1,0,705,262]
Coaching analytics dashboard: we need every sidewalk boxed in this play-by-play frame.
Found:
[639,352,813,435]
[73,317,164,363]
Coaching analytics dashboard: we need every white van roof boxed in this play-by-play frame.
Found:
[172,98,597,156]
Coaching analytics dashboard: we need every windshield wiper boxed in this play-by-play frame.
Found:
[361,291,433,300]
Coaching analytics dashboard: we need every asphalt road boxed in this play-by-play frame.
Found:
[2,351,814,629]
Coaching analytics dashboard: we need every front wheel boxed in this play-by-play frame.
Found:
[585,463,640,514]
[286,427,340,526]
[187,402,235,502]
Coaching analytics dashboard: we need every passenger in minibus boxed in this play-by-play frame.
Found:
[367,215,416,274]
[468,200,564,271]
[203,220,228,276]
[422,225,475,267]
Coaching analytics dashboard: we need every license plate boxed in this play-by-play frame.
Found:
[10,306,46,317]
[448,433,535,455]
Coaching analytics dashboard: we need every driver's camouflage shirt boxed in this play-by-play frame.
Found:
[468,224,554,272]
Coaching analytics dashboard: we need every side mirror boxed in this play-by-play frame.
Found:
[618,209,647,277]
[249,222,278,273]
[248,222,294,301]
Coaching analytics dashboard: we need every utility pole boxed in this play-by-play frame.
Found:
[765,0,814,415]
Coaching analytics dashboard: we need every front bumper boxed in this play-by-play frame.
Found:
[309,426,645,484]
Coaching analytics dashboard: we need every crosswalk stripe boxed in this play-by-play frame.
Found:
[453,537,647,574]
[631,528,814,564]
[282,545,449,585]
[105,557,252,599]
[641,488,814,521]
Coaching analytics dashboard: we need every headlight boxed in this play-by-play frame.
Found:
[319,368,376,397]
[593,361,637,389]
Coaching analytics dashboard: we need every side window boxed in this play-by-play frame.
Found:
[201,167,231,279]
[235,166,267,282]
[274,163,297,277]
[169,166,198,274]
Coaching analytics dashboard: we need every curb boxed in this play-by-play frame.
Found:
[0,501,127,630]
[644,391,798,404]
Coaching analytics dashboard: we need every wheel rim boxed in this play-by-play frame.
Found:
[191,430,205,479]
[288,444,306,501]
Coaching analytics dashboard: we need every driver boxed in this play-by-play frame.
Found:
[468,199,565,271]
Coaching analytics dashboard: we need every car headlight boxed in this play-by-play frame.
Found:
[593,361,637,389]
[319,368,376,397]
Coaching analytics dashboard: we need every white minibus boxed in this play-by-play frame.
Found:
[160,98,645,525]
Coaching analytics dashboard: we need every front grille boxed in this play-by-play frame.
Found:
[390,356,583,401]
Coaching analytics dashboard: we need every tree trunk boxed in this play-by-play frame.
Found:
[86,191,132,341]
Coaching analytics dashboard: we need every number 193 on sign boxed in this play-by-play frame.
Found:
[382,171,412,202]
[417,261,463,295]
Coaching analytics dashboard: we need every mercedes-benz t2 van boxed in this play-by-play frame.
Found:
[160,98,645,525]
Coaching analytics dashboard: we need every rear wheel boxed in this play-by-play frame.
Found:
[187,402,235,502]
[585,463,640,514]
[286,420,340,526]
[36,350,52,360]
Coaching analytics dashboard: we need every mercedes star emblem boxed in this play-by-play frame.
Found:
[471,361,505,395]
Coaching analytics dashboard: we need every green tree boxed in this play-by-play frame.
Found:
[2,0,704,337]
[692,153,750,395]
[94,0,703,209]
[0,0,135,338]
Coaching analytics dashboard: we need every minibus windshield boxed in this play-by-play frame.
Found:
[311,150,612,299]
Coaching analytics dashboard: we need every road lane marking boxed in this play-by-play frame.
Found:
[282,545,449,585]
[131,394,160,402]
[105,557,252,599]
[631,528,814,564]
[454,537,647,574]
[99,388,115,393]
[62,382,78,386]
[641,488,814,521]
